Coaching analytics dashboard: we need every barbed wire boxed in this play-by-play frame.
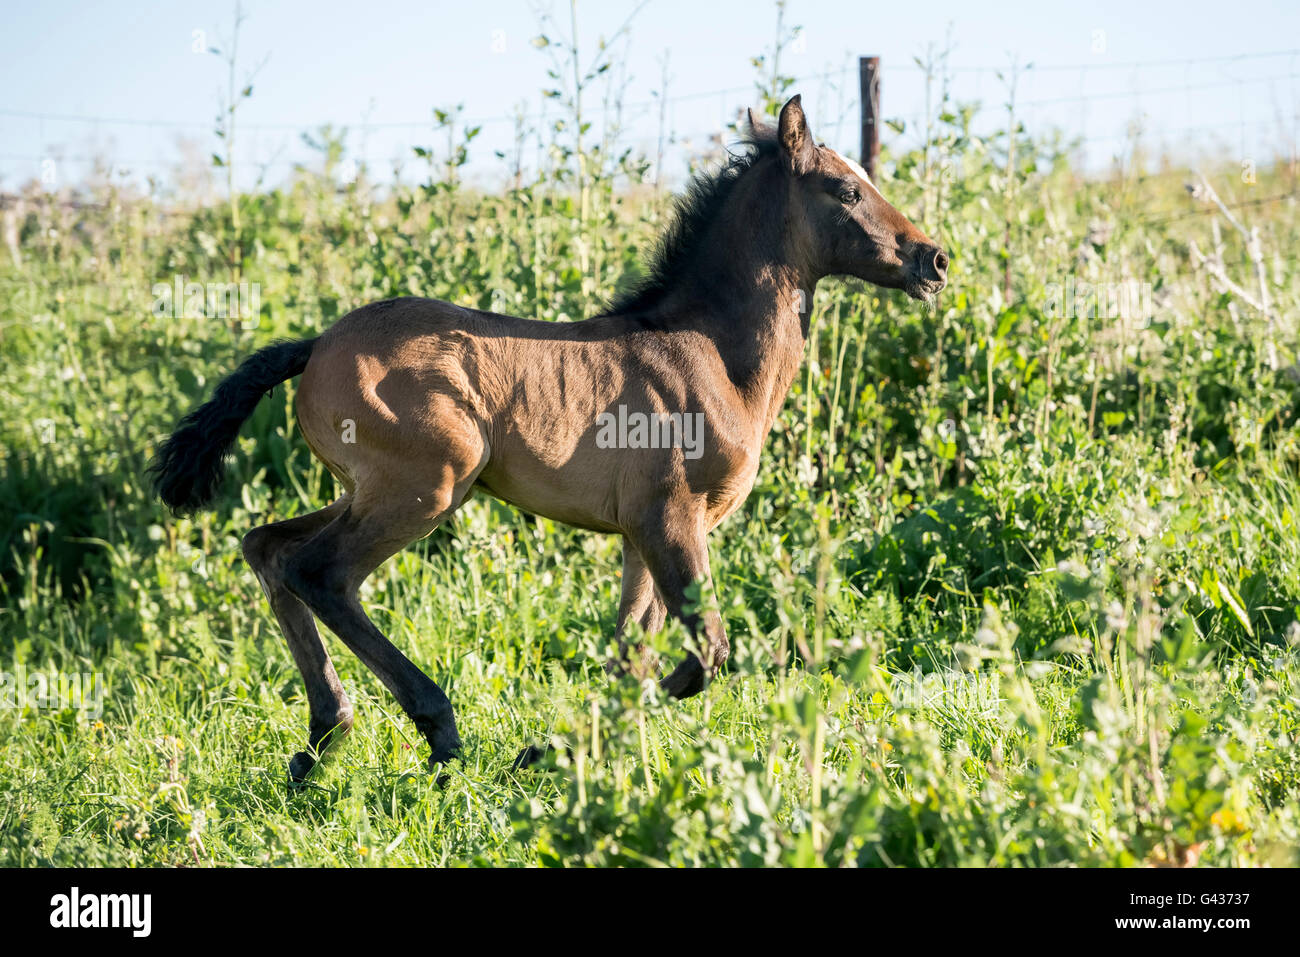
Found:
[2,49,1297,134]
[888,48,1300,74]
[1,47,1296,211]
[3,169,1293,231]
[3,109,1294,175]
[1135,190,1297,225]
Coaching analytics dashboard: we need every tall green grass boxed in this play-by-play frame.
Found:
[1,41,1299,865]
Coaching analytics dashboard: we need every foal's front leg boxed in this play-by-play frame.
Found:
[606,539,666,679]
[626,507,729,699]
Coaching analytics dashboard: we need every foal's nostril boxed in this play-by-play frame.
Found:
[915,245,948,283]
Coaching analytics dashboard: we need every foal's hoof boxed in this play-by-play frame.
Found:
[511,743,574,771]
[427,745,461,788]
[428,759,454,790]
[427,742,461,766]
[512,745,549,771]
[288,750,317,784]
[661,658,707,699]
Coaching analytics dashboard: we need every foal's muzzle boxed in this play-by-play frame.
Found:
[905,243,949,301]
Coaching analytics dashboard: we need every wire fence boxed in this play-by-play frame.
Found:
[1,47,1297,210]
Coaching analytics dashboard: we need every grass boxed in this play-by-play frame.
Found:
[1,47,1299,866]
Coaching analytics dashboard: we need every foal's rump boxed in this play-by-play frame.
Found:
[293,297,499,503]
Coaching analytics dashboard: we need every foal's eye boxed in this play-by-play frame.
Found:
[838,187,860,205]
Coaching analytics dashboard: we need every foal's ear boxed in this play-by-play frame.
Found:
[746,106,775,140]
[777,94,816,175]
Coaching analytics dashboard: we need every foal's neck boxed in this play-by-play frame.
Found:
[661,165,818,432]
[707,262,816,432]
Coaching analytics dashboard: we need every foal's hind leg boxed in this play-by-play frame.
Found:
[283,465,483,771]
[242,499,354,781]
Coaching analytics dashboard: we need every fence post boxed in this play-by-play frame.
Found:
[859,56,881,181]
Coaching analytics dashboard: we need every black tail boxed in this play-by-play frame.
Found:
[148,337,318,512]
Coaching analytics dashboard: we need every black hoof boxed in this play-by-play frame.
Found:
[428,744,460,767]
[661,659,707,699]
[512,743,574,771]
[512,745,547,771]
[288,750,317,784]
[428,744,461,787]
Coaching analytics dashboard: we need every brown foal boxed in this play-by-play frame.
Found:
[150,95,948,780]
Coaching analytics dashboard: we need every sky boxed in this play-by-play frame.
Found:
[2,0,1298,195]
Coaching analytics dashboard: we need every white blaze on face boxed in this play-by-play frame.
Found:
[827,148,883,198]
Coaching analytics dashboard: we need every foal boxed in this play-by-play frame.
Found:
[150,95,947,780]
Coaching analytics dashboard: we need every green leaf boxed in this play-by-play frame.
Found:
[1216,579,1253,636]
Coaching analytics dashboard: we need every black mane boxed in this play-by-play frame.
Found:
[603,124,779,316]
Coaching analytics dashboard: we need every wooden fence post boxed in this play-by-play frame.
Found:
[859,56,881,180]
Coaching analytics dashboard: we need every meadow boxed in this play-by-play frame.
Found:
[2,58,1299,867]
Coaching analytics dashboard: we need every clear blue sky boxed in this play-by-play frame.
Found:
[2,0,1298,194]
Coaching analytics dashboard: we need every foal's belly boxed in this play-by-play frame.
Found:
[472,452,623,534]
[473,411,762,537]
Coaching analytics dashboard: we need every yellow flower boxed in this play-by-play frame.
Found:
[1210,808,1246,833]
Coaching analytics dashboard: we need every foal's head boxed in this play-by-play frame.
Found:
[762,94,948,302]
